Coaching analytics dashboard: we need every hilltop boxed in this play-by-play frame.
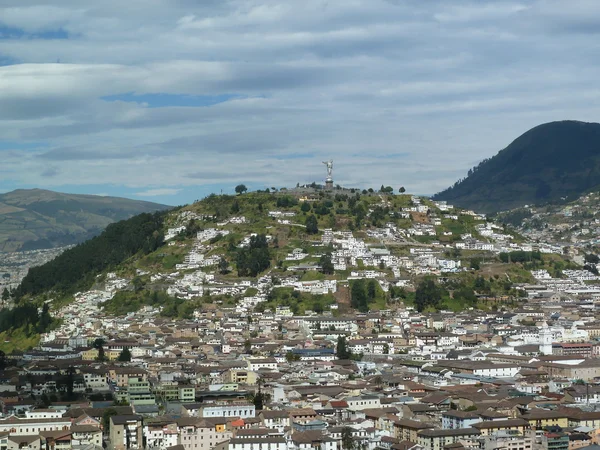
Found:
[0,189,170,252]
[433,120,600,213]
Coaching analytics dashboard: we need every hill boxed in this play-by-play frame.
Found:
[0,189,170,252]
[4,187,555,352]
[433,120,600,213]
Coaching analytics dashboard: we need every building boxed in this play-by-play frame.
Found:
[417,428,481,450]
[110,415,144,450]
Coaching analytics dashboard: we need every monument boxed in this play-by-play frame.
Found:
[323,160,334,190]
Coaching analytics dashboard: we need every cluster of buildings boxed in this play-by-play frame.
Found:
[7,298,600,450]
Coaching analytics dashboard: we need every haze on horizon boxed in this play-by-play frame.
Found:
[0,0,599,205]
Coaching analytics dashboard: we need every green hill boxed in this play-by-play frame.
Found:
[433,120,600,213]
[0,189,170,252]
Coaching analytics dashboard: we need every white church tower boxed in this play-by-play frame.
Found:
[540,322,553,355]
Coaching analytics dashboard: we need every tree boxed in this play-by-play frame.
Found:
[38,303,53,333]
[218,257,229,275]
[0,350,7,370]
[65,366,76,400]
[249,379,270,410]
[351,279,369,312]
[93,338,106,362]
[235,184,248,195]
[367,279,377,301]
[341,427,355,450]
[300,202,311,212]
[415,278,442,312]
[118,348,132,362]
[131,276,144,293]
[231,200,240,213]
[285,351,301,362]
[383,344,389,355]
[319,253,334,275]
[399,187,406,193]
[103,408,119,433]
[305,215,318,234]
[336,336,352,360]
[236,234,271,277]
[1,288,9,302]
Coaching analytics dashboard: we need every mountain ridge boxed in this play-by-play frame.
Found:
[433,120,600,213]
[0,188,170,252]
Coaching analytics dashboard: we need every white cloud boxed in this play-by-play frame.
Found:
[135,188,182,197]
[0,0,599,201]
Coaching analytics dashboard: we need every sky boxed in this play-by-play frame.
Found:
[1,0,600,206]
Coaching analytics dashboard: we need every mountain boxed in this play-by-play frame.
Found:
[0,189,170,252]
[433,120,600,214]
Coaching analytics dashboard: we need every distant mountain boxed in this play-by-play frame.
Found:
[0,189,170,252]
[433,120,600,213]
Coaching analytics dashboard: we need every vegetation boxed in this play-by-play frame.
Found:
[0,303,54,335]
[305,214,319,234]
[257,287,336,315]
[320,253,334,274]
[434,120,600,212]
[118,348,132,361]
[350,278,383,312]
[235,184,248,195]
[102,290,197,319]
[236,234,271,277]
[414,278,442,312]
[336,336,351,359]
[15,211,168,299]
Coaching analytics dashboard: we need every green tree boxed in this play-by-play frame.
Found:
[231,200,240,213]
[319,253,334,275]
[285,351,301,362]
[341,427,355,450]
[351,279,369,312]
[131,276,144,293]
[367,279,377,301]
[383,344,389,355]
[218,257,229,275]
[305,215,319,234]
[399,186,406,193]
[40,393,51,408]
[118,348,132,362]
[336,336,352,359]
[1,288,8,302]
[93,338,106,362]
[235,184,248,195]
[0,350,7,370]
[300,202,311,212]
[103,408,119,433]
[38,303,53,333]
[415,278,442,312]
[236,234,271,277]
[65,366,76,400]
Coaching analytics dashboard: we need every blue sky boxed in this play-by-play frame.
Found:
[1,0,600,206]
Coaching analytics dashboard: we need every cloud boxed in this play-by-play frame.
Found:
[0,0,599,202]
[135,188,182,197]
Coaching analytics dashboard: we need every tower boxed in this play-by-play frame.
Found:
[539,322,553,355]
